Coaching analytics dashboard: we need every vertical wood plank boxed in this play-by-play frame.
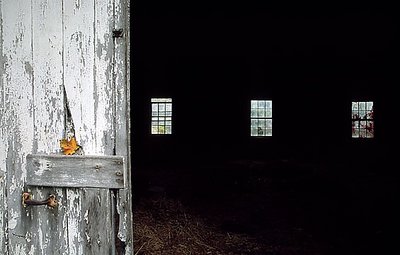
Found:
[63,0,95,252]
[81,189,114,254]
[29,1,68,254]
[63,0,96,154]
[0,170,7,254]
[0,3,7,253]
[63,0,116,254]
[0,0,34,254]
[94,0,115,156]
[114,0,133,253]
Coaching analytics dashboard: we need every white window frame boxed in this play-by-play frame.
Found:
[351,101,374,138]
[151,98,172,135]
[250,99,272,137]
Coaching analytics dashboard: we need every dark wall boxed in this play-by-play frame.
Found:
[132,5,396,173]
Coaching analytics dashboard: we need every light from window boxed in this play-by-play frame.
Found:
[251,100,272,136]
[151,98,172,134]
[352,101,374,138]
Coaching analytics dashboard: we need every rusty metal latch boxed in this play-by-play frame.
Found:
[22,192,58,208]
[112,29,124,38]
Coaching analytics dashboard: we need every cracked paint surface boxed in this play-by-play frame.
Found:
[0,0,131,254]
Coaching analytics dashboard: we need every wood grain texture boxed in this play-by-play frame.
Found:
[26,154,125,189]
[29,1,69,253]
[1,1,35,254]
[0,171,6,254]
[63,0,117,253]
[114,0,133,253]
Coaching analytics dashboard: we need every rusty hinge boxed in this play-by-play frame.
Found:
[112,29,124,38]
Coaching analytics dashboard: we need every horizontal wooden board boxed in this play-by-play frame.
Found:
[26,154,125,189]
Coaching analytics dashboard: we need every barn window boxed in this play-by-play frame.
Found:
[352,101,374,138]
[151,98,172,134]
[250,100,272,136]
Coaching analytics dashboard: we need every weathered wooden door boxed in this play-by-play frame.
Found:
[0,0,132,254]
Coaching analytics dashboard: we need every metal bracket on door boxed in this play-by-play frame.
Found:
[112,29,124,38]
[22,192,58,208]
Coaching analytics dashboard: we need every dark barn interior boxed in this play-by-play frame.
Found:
[132,3,397,254]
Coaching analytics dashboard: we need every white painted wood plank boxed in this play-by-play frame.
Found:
[0,171,7,254]
[114,0,133,253]
[0,0,34,254]
[29,1,69,254]
[63,0,96,155]
[63,0,117,254]
[63,1,98,253]
[0,3,7,252]
[66,189,84,255]
[94,0,115,156]
[81,188,114,254]
[26,154,125,189]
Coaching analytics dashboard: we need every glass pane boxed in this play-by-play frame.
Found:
[258,100,265,108]
[265,128,272,136]
[266,100,272,108]
[158,126,165,134]
[366,101,373,111]
[266,109,272,118]
[251,127,257,136]
[266,119,272,128]
[151,126,159,134]
[352,128,359,138]
[251,119,257,127]
[152,104,158,116]
[359,110,366,119]
[251,100,258,109]
[352,102,358,111]
[251,109,257,118]
[352,121,359,138]
[258,119,266,127]
[256,127,264,136]
[359,102,365,111]
[165,126,172,134]
[257,109,265,118]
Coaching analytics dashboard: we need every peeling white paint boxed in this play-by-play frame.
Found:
[8,217,17,230]
[84,209,89,224]
[34,158,50,176]
[1,0,131,253]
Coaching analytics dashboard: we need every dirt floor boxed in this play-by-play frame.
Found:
[133,160,399,255]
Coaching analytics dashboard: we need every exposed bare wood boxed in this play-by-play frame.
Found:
[26,154,125,189]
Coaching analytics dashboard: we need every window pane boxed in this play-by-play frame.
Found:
[251,109,257,118]
[151,98,173,135]
[265,109,272,118]
[352,102,358,111]
[352,101,374,139]
[250,100,272,137]
[251,100,258,109]
[257,108,265,118]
